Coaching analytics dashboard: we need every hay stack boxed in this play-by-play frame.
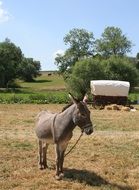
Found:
[105,104,131,111]
[121,106,131,111]
[105,104,121,110]
[105,105,113,110]
[111,104,121,110]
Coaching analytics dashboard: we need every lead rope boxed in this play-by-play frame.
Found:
[51,113,58,143]
[64,132,83,157]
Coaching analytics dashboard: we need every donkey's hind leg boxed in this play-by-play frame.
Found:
[38,140,48,169]
[42,142,48,169]
[38,140,43,169]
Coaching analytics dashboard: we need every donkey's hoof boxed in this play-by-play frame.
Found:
[55,175,62,180]
[44,165,48,169]
[39,165,48,170]
[60,172,64,177]
[39,165,44,170]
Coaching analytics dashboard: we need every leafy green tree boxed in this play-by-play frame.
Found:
[67,56,138,97]
[102,56,139,88]
[66,58,105,98]
[95,27,132,57]
[18,57,41,82]
[136,52,139,59]
[55,28,95,74]
[0,39,23,87]
[136,52,139,69]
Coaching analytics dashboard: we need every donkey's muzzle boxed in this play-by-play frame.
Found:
[85,128,93,135]
[83,124,93,135]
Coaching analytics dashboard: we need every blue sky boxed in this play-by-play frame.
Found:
[0,0,139,70]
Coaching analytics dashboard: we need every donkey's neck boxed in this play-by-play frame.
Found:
[52,104,78,143]
[57,104,77,129]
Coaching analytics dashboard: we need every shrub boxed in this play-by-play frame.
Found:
[66,58,105,98]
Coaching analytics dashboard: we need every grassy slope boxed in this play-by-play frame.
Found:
[0,72,67,103]
[0,104,139,190]
[18,72,66,93]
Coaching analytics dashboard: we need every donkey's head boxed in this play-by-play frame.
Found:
[69,93,93,135]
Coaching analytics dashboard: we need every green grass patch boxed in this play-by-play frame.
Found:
[0,72,69,103]
[0,91,69,104]
[128,88,139,103]
[0,72,139,104]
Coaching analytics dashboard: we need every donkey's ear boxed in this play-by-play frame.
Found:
[68,93,79,104]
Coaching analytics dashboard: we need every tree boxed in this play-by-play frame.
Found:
[66,58,105,98]
[95,26,132,57]
[136,52,139,69]
[136,52,139,59]
[0,39,23,87]
[102,56,139,88]
[55,28,95,74]
[66,56,139,98]
[18,57,41,82]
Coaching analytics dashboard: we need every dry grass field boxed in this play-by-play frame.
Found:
[0,104,139,190]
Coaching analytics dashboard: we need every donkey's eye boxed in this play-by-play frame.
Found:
[81,114,86,118]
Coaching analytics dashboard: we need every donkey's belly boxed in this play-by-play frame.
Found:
[36,126,53,141]
[35,113,54,143]
[40,137,54,144]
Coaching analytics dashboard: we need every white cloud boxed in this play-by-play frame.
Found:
[52,49,65,59]
[0,1,11,23]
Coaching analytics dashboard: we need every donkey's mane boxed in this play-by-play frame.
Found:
[62,102,73,112]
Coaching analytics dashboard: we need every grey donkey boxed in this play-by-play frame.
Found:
[35,94,94,180]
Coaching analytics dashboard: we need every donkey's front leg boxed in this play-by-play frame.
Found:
[55,144,61,180]
[59,142,68,177]
[55,143,68,180]
[59,151,65,177]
